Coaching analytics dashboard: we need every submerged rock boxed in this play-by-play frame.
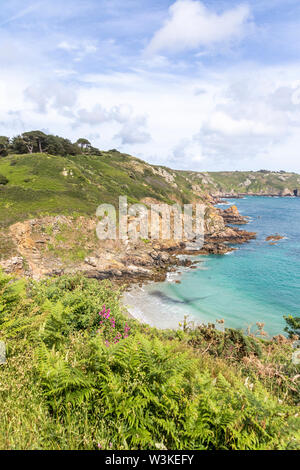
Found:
[265,234,284,241]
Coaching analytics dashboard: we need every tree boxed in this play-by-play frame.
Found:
[10,130,99,157]
[76,138,91,152]
[44,135,65,156]
[11,131,47,154]
[284,315,300,339]
[0,136,9,157]
[11,135,29,154]
[22,131,48,153]
[88,146,102,156]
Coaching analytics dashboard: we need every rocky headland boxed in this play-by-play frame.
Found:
[0,203,256,284]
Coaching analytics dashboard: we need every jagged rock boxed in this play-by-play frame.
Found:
[159,252,170,263]
[280,188,293,197]
[265,234,284,241]
[1,256,24,275]
[220,205,248,225]
[84,257,98,267]
[0,201,257,283]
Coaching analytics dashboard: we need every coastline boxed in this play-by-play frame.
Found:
[121,201,256,328]
[122,196,300,336]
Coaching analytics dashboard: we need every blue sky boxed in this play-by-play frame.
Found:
[1,0,300,171]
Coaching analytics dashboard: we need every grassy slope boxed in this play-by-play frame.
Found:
[1,153,299,230]
[0,152,199,228]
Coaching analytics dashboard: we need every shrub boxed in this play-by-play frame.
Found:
[36,332,298,450]
[0,174,8,185]
[284,315,300,339]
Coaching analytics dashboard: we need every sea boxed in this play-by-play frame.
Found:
[123,196,300,337]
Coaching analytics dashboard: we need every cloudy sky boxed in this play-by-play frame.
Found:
[1,0,300,171]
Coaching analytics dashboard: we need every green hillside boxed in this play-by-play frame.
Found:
[183,170,300,195]
[1,149,299,230]
[0,152,205,228]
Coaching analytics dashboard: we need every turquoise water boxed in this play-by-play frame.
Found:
[124,197,300,336]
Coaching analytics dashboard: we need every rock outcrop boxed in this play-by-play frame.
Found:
[279,188,294,197]
[0,203,256,283]
[218,205,248,225]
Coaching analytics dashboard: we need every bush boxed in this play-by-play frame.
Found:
[284,315,300,338]
[36,333,298,450]
[0,174,8,185]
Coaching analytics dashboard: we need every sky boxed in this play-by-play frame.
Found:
[1,0,300,172]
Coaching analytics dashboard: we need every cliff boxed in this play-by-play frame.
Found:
[181,170,300,197]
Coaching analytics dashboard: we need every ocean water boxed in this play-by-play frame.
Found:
[123,197,300,337]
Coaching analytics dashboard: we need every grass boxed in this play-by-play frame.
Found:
[0,152,197,228]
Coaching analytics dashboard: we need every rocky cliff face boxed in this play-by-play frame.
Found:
[0,204,255,282]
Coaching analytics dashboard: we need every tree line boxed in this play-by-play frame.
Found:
[0,131,101,157]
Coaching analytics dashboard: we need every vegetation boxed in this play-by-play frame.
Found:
[183,170,300,195]
[10,131,80,156]
[0,132,299,231]
[0,174,8,185]
[284,314,300,339]
[0,270,299,450]
[0,137,9,157]
[0,150,204,228]
[0,131,299,450]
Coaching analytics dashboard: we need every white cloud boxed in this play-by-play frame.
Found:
[170,76,300,170]
[75,104,110,125]
[268,85,300,111]
[115,116,151,145]
[24,81,78,114]
[146,0,251,55]
[2,49,300,173]
[58,39,98,61]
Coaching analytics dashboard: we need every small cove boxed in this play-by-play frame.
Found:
[123,196,300,336]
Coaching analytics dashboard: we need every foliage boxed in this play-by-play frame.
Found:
[186,324,262,360]
[284,314,300,338]
[0,174,8,185]
[0,271,299,450]
[76,138,91,151]
[0,136,9,157]
[11,131,80,156]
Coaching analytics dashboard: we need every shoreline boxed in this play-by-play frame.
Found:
[121,197,299,337]
[121,203,256,328]
[121,253,208,328]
